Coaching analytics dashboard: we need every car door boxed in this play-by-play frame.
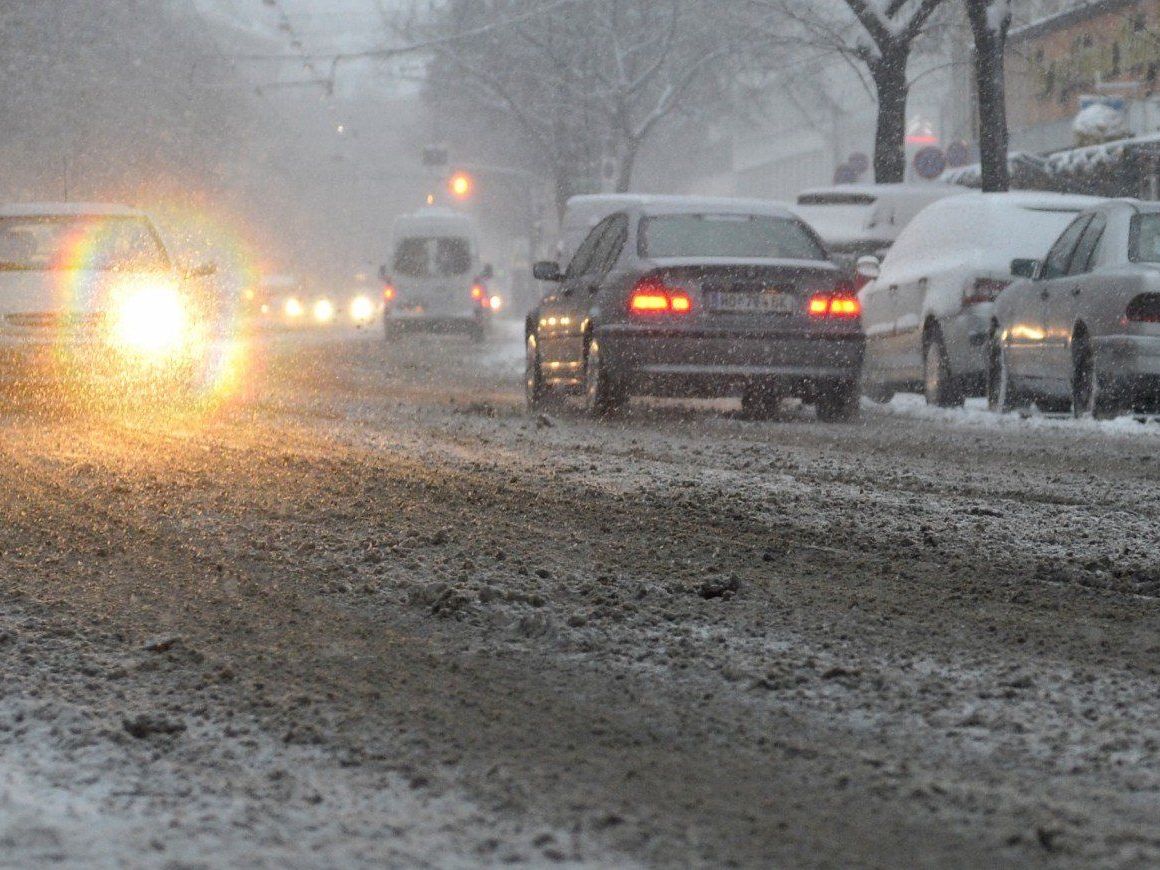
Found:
[561,213,628,370]
[1015,214,1090,382]
[858,276,896,382]
[538,216,613,379]
[889,270,929,382]
[1042,212,1105,387]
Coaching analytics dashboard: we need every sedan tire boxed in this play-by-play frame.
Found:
[986,335,1021,413]
[1072,340,1128,420]
[525,335,553,412]
[924,335,964,408]
[816,383,860,423]
[584,339,626,418]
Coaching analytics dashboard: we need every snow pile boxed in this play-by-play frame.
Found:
[1073,103,1128,146]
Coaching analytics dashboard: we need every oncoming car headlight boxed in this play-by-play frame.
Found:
[110,281,189,358]
[284,297,305,319]
[313,298,336,323]
[350,295,375,322]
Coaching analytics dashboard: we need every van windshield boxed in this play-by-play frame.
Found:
[639,214,827,260]
[0,215,170,272]
[393,236,472,277]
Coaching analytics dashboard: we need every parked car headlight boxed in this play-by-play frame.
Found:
[313,298,336,323]
[110,281,188,358]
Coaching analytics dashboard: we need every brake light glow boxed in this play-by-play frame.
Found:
[807,293,861,319]
[629,277,693,314]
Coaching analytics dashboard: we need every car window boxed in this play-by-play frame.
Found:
[1041,215,1092,280]
[590,213,628,276]
[1066,213,1107,276]
[0,215,170,272]
[565,216,613,279]
[638,214,826,260]
[1129,213,1160,262]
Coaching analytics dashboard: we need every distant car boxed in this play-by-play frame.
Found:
[380,207,495,341]
[988,199,1160,418]
[792,183,968,275]
[857,191,1103,406]
[526,197,865,422]
[0,202,216,394]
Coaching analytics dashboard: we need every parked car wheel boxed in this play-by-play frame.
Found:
[525,335,553,412]
[1072,338,1127,420]
[816,383,859,423]
[924,334,963,407]
[986,334,1021,413]
[741,385,780,420]
[583,339,626,417]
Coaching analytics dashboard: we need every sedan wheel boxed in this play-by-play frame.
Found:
[924,336,963,407]
[986,335,1018,413]
[584,340,625,417]
[1072,342,1126,420]
[525,335,551,412]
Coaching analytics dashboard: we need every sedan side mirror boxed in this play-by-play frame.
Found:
[854,255,880,280]
[1010,258,1039,279]
[533,260,564,282]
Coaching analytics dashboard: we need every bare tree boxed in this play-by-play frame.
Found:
[964,0,1012,192]
[749,0,949,184]
[419,0,733,215]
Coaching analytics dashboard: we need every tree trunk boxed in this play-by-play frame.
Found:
[869,47,909,184]
[966,1,1012,192]
[615,139,640,193]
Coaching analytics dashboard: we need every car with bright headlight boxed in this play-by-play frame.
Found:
[0,202,214,394]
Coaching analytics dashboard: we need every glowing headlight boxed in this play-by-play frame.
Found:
[350,295,375,322]
[489,295,503,311]
[110,282,188,357]
[284,297,304,319]
[313,298,336,323]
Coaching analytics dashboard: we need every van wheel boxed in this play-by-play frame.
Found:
[584,340,626,417]
[924,334,963,407]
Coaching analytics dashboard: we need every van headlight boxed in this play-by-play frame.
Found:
[110,281,189,358]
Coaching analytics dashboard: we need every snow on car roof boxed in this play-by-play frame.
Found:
[955,190,1105,211]
[0,202,145,218]
[795,183,965,203]
[567,193,795,217]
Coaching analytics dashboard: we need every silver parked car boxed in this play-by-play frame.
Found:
[526,197,865,422]
[988,199,1160,417]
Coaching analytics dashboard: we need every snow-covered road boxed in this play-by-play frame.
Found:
[2,322,1159,867]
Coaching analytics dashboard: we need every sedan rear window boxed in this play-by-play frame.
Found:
[1130,213,1160,262]
[639,214,826,260]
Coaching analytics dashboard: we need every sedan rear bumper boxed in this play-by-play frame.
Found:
[597,323,864,398]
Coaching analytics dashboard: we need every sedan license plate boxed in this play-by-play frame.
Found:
[707,289,797,314]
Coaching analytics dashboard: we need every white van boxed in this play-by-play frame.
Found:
[381,207,492,339]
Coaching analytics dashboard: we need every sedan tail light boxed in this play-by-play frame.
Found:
[629,277,693,315]
[963,277,1009,305]
[807,292,861,319]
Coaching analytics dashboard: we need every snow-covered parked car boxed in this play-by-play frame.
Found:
[527,196,865,422]
[792,183,968,276]
[857,191,1103,406]
[0,202,217,396]
[988,199,1160,418]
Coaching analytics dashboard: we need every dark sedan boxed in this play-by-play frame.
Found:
[526,197,865,421]
[988,199,1160,418]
